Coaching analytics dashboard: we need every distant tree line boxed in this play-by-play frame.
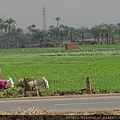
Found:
[0,17,120,49]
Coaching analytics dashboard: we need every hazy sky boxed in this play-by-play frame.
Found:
[0,0,120,30]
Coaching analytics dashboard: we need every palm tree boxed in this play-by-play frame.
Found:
[116,23,120,43]
[106,24,117,44]
[68,27,76,42]
[30,24,36,44]
[26,24,36,45]
[90,23,117,45]
[55,17,61,28]
[91,25,101,44]
[34,29,47,47]
[100,23,116,44]
[77,26,88,44]
[5,17,17,49]
[0,18,4,48]
[48,26,60,46]
[16,28,24,48]
[27,24,36,35]
[59,24,68,46]
[0,18,5,37]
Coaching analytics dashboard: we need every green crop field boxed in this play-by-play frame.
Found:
[0,44,120,97]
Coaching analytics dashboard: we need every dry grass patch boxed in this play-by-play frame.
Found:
[1,108,120,115]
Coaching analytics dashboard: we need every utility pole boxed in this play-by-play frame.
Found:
[42,5,47,30]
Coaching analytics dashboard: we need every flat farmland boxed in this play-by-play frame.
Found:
[0,44,120,95]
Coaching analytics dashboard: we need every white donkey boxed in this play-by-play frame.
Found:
[6,77,14,88]
[17,77,49,96]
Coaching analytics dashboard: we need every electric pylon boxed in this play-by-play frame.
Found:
[42,5,47,30]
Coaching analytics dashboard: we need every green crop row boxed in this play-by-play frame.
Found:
[0,44,120,97]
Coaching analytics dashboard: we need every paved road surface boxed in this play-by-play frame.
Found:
[0,95,120,112]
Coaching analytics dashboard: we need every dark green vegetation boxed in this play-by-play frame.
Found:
[0,44,120,97]
[0,17,120,49]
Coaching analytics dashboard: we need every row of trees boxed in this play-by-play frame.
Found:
[0,17,120,49]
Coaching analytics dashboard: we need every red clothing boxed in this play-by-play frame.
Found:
[0,75,6,89]
[0,80,6,89]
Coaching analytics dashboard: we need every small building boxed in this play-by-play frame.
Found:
[65,42,79,50]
